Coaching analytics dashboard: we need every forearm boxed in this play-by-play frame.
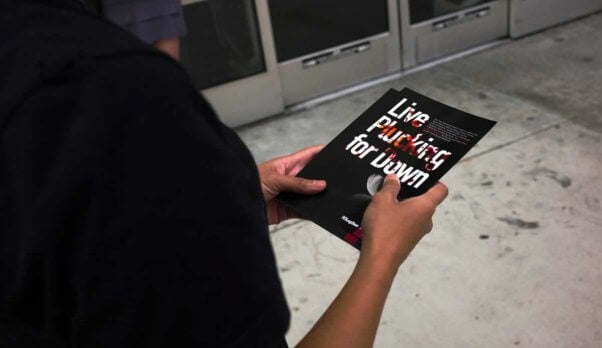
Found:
[296,255,399,348]
[295,175,447,347]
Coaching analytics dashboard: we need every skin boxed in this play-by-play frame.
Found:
[154,38,180,61]
[258,147,448,348]
[258,145,327,225]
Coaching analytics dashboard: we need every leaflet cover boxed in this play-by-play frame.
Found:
[279,88,497,249]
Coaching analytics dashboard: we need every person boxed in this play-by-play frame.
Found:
[84,0,186,60]
[0,0,448,347]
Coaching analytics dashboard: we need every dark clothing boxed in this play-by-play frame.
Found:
[0,0,289,346]
[100,0,187,44]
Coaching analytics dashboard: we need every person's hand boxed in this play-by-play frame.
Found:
[296,176,446,348]
[258,146,327,225]
[360,174,448,273]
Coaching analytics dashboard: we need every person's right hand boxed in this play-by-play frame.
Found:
[360,174,448,273]
[296,176,447,348]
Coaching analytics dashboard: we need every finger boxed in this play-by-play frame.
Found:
[284,145,325,176]
[272,174,326,194]
[423,182,448,206]
[378,174,401,201]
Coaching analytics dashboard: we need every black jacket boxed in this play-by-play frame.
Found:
[0,0,289,346]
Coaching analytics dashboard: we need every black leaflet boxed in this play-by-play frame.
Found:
[279,88,497,249]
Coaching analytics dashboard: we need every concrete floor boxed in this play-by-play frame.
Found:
[236,13,602,348]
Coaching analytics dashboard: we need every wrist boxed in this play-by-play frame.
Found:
[356,250,402,283]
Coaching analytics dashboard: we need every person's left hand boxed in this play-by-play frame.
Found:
[258,145,327,225]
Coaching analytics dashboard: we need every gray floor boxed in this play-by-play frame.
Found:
[236,13,602,348]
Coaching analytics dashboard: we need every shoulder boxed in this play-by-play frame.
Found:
[80,53,224,149]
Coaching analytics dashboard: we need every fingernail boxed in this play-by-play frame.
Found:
[312,180,327,188]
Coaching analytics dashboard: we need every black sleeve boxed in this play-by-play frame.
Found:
[9,54,289,347]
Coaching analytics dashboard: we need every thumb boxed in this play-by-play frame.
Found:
[378,174,401,201]
[272,175,327,195]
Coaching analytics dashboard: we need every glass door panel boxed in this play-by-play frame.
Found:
[409,0,495,24]
[268,0,389,62]
[179,0,284,127]
[180,0,266,90]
